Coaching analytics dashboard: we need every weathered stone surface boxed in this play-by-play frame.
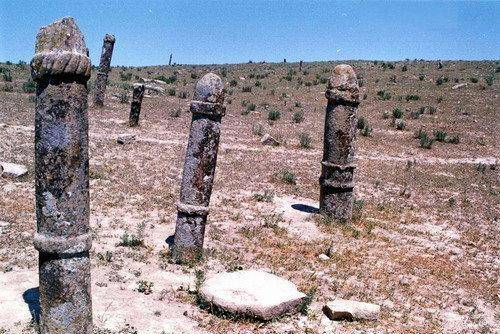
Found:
[0,162,27,178]
[261,133,280,146]
[116,133,136,144]
[31,17,92,333]
[323,299,380,321]
[172,73,226,264]
[30,17,91,81]
[93,34,116,106]
[199,270,306,320]
[193,72,224,104]
[320,64,359,221]
[129,84,145,127]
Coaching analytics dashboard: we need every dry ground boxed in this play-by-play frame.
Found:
[0,60,498,333]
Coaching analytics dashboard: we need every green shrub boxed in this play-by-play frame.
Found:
[436,76,448,85]
[155,74,177,84]
[360,123,373,137]
[229,79,237,87]
[469,77,478,83]
[255,80,261,87]
[395,120,406,130]
[120,72,132,81]
[485,75,494,86]
[246,103,256,111]
[2,83,13,92]
[377,90,391,100]
[268,109,281,121]
[119,92,129,104]
[190,72,198,79]
[2,71,12,82]
[357,117,366,129]
[419,132,434,149]
[278,170,296,185]
[299,133,312,148]
[294,101,302,108]
[434,130,447,142]
[446,134,460,144]
[137,281,154,295]
[419,73,425,81]
[252,190,274,202]
[117,223,145,247]
[22,79,36,93]
[405,94,420,101]
[401,65,407,72]
[392,107,404,119]
[168,88,176,96]
[292,111,304,123]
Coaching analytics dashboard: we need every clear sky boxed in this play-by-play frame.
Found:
[0,1,498,66]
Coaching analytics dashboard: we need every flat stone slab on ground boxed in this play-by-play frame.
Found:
[199,270,306,320]
[323,298,381,321]
[0,162,27,178]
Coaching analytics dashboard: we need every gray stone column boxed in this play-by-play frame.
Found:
[93,34,115,107]
[129,84,145,127]
[30,17,92,333]
[172,73,226,264]
[320,64,360,222]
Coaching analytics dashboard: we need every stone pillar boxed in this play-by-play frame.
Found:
[30,17,92,333]
[299,60,303,72]
[320,64,360,222]
[169,53,173,66]
[172,73,226,264]
[93,34,115,107]
[129,84,145,127]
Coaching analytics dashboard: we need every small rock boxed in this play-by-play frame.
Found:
[117,134,136,144]
[399,276,410,286]
[452,83,467,90]
[0,162,28,178]
[323,298,381,321]
[261,134,280,146]
[318,254,330,261]
[199,269,306,320]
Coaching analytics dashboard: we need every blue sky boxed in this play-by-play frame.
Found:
[0,1,498,66]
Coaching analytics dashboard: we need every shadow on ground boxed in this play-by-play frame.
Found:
[23,287,40,323]
[291,203,319,214]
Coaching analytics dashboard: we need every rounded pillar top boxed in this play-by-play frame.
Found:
[194,73,224,104]
[31,17,91,81]
[104,34,116,43]
[325,64,360,104]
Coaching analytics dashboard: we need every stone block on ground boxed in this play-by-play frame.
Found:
[0,162,27,178]
[323,298,380,321]
[117,133,136,144]
[261,134,280,146]
[199,269,306,320]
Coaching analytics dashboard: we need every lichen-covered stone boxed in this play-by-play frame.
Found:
[193,73,224,104]
[93,33,116,106]
[325,64,360,104]
[129,84,145,127]
[320,64,360,221]
[31,17,91,81]
[31,17,92,333]
[172,73,226,264]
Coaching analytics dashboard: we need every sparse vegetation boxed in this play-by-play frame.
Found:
[299,132,312,148]
[268,109,281,121]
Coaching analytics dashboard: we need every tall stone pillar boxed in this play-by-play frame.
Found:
[129,84,145,127]
[320,64,360,222]
[172,73,226,264]
[30,17,92,333]
[93,34,115,107]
